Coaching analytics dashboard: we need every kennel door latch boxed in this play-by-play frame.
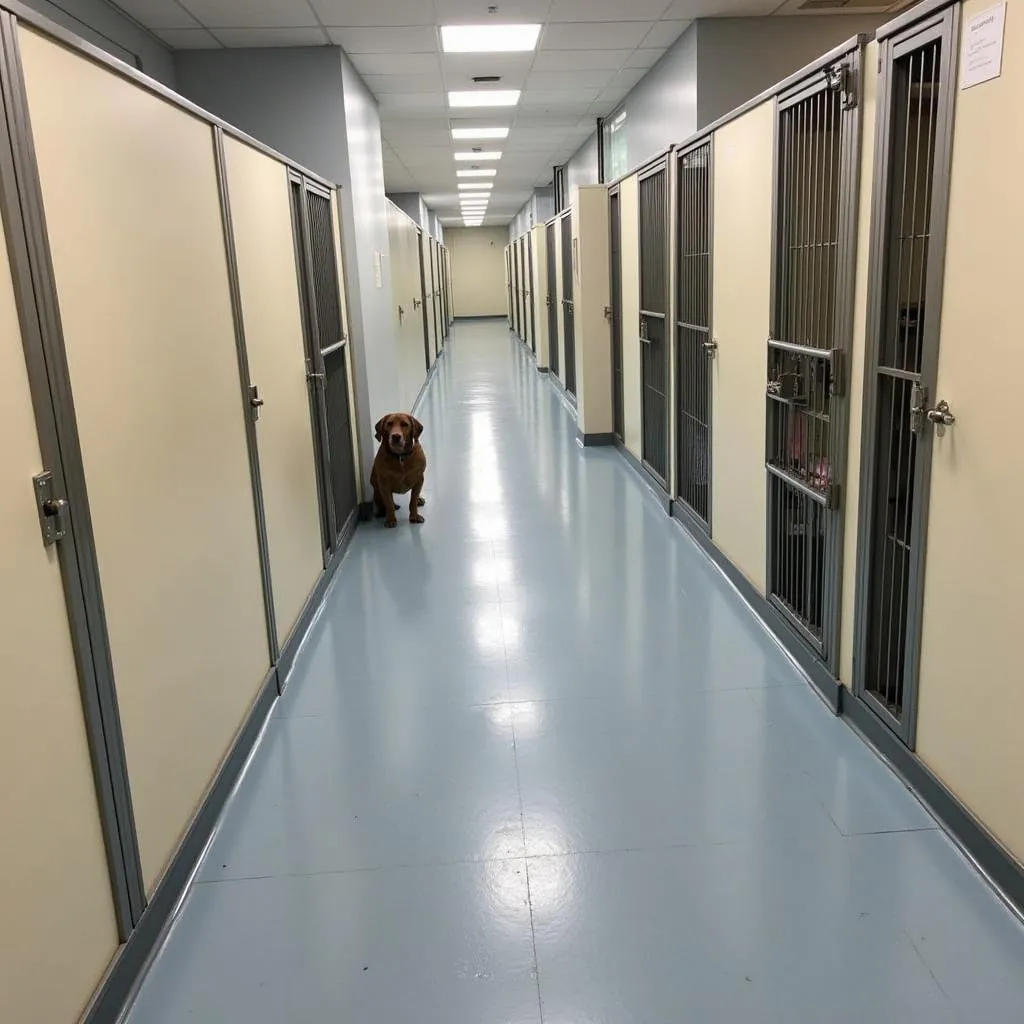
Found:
[926,399,956,438]
[32,471,68,548]
[249,384,265,422]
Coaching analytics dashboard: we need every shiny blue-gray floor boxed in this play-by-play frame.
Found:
[127,322,1024,1023]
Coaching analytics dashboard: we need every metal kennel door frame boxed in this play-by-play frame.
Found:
[506,245,513,326]
[764,45,863,670]
[638,159,670,487]
[674,137,715,530]
[288,173,358,559]
[609,185,624,439]
[852,6,960,747]
[546,221,559,376]
[560,210,576,396]
[417,227,431,371]
[526,232,536,353]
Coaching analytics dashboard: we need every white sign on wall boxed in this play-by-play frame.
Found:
[961,2,1007,90]
[373,250,383,289]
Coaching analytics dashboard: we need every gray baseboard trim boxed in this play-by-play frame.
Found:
[669,505,842,712]
[615,440,672,516]
[89,664,279,1024]
[455,314,506,321]
[548,372,578,413]
[275,505,357,689]
[412,349,445,416]
[577,430,616,447]
[841,691,1024,922]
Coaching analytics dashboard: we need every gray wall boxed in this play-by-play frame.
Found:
[509,185,555,240]
[565,132,600,204]
[695,15,888,127]
[174,47,349,183]
[386,191,444,239]
[24,0,175,85]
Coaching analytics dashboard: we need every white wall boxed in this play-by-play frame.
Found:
[449,227,508,318]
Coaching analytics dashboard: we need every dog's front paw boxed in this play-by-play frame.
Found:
[409,513,425,524]
[384,517,398,529]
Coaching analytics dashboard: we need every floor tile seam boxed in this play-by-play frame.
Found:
[509,713,545,1019]
[195,851,532,886]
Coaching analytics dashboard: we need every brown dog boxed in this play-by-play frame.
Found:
[370,412,427,528]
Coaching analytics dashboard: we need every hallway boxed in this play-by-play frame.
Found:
[126,321,1024,1023]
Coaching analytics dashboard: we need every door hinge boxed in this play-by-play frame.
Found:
[33,471,68,547]
[825,61,857,110]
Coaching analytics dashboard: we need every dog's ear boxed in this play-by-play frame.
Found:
[410,416,424,440]
[374,415,390,442]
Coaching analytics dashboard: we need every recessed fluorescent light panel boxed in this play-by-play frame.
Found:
[442,24,540,53]
[459,194,491,202]
[451,126,509,140]
[448,90,520,108]
[454,151,502,161]
[456,168,498,177]
[458,182,493,190]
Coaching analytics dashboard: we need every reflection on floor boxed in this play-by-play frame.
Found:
[126,321,1024,1023]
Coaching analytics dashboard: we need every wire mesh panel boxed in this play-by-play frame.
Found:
[856,20,955,742]
[766,59,860,661]
[506,247,513,325]
[675,142,713,525]
[306,189,358,532]
[610,189,624,439]
[639,165,669,484]
[560,213,576,396]
[546,222,559,375]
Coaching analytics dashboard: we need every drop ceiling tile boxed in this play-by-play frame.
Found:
[377,92,448,113]
[213,27,328,46]
[362,73,445,94]
[540,22,654,50]
[519,87,601,110]
[308,0,433,26]
[179,0,319,29]
[327,26,437,53]
[531,49,633,71]
[624,47,667,68]
[641,19,691,47]
[663,0,776,15]
[435,0,551,20]
[549,0,676,20]
[526,69,620,90]
[111,0,200,29]
[154,26,222,47]
[350,52,441,76]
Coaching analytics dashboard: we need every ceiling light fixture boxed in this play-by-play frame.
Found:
[451,127,509,140]
[458,182,493,190]
[454,151,501,161]
[456,168,498,177]
[459,194,491,201]
[441,24,540,53]
[448,89,520,108]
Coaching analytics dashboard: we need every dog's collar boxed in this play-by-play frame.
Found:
[387,443,415,463]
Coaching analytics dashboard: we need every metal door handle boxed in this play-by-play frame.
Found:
[926,399,955,437]
[42,497,67,517]
[603,305,612,321]
[702,339,718,355]
[413,297,421,309]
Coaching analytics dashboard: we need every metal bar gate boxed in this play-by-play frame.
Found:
[560,212,576,396]
[765,49,861,666]
[526,233,536,353]
[675,140,713,527]
[853,8,959,745]
[639,162,670,486]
